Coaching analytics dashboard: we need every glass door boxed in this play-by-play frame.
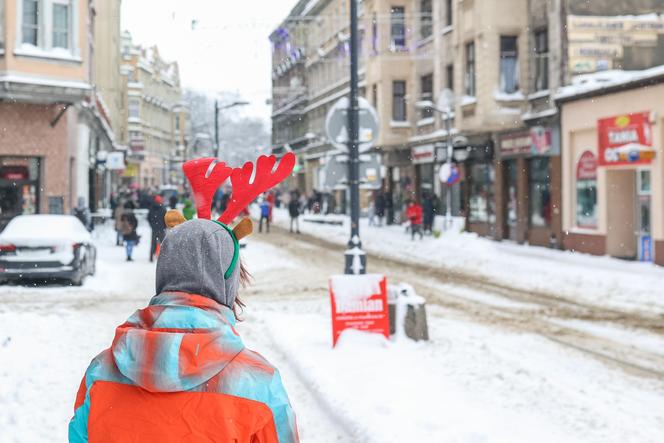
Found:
[636,169,652,262]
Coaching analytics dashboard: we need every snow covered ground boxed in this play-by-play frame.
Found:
[267,207,664,316]
[1,221,663,442]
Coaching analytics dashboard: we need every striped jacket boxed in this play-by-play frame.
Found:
[69,292,298,442]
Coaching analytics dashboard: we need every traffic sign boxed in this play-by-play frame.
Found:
[325,96,380,152]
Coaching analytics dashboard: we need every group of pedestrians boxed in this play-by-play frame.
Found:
[112,190,181,261]
[367,190,437,241]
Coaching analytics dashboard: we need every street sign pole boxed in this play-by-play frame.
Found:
[344,0,366,275]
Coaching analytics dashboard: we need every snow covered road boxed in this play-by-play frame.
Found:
[1,222,664,442]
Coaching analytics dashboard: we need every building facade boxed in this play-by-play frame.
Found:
[559,72,664,265]
[120,33,186,190]
[0,0,115,226]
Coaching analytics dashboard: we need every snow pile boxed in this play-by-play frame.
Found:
[555,65,664,100]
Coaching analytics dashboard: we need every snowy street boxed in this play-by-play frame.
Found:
[1,218,664,442]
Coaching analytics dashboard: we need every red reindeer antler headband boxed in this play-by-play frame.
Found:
[182,153,296,224]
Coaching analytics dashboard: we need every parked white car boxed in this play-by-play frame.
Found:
[0,215,96,286]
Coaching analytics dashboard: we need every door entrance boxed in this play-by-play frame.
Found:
[503,160,517,241]
[606,170,637,259]
[636,169,653,262]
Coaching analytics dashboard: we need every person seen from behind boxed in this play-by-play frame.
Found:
[288,191,301,234]
[147,195,167,262]
[259,197,271,233]
[406,199,424,241]
[69,154,299,443]
[119,201,139,261]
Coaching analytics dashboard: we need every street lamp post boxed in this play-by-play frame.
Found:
[416,89,456,230]
[344,0,366,275]
[214,100,250,158]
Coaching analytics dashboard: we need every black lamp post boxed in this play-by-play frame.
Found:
[344,0,366,275]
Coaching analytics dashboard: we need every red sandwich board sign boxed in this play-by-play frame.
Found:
[597,111,655,167]
[329,274,389,347]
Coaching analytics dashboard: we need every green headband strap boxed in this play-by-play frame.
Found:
[212,221,240,280]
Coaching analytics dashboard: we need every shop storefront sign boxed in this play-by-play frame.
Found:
[106,152,126,170]
[576,151,598,180]
[329,274,390,347]
[500,127,557,158]
[598,111,655,166]
[500,132,531,157]
[122,163,139,178]
[411,144,435,164]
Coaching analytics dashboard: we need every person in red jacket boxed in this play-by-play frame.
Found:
[406,199,424,240]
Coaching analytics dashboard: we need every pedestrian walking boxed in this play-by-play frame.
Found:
[148,195,167,262]
[259,199,271,233]
[422,192,436,234]
[288,192,301,233]
[69,155,299,443]
[406,200,424,241]
[375,191,386,226]
[114,197,125,246]
[119,201,139,261]
[169,193,178,210]
[368,196,377,226]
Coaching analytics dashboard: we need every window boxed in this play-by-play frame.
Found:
[534,28,549,91]
[128,99,140,119]
[371,13,378,54]
[22,0,39,45]
[175,115,180,131]
[529,158,551,227]
[372,83,378,108]
[392,80,407,121]
[52,2,69,49]
[576,151,597,228]
[420,74,433,118]
[446,64,454,92]
[465,42,476,96]
[420,0,432,39]
[500,36,519,93]
[390,7,406,50]
[446,0,453,26]
[469,162,495,223]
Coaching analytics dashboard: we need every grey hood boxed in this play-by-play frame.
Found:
[155,219,239,308]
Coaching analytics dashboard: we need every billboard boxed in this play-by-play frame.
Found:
[597,112,655,166]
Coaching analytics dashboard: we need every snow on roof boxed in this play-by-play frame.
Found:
[555,65,664,101]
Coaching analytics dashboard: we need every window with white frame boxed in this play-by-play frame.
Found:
[390,6,406,50]
[18,0,75,53]
[22,0,39,46]
[52,0,69,49]
[128,99,140,119]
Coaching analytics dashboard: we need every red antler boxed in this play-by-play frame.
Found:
[182,158,233,220]
[218,153,296,224]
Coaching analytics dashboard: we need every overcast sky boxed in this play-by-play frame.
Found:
[121,0,298,122]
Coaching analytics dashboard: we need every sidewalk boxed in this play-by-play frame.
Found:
[266,207,664,315]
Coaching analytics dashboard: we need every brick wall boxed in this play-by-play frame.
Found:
[0,103,73,213]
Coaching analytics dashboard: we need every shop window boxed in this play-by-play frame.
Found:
[529,157,551,227]
[465,41,476,97]
[469,162,495,223]
[390,6,406,50]
[499,36,519,93]
[0,157,40,221]
[392,80,407,121]
[420,0,432,39]
[534,28,548,91]
[576,180,597,228]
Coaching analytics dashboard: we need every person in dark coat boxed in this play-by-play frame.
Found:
[169,193,178,210]
[147,196,167,262]
[422,191,436,234]
[288,192,301,234]
[374,192,386,226]
[120,201,139,261]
